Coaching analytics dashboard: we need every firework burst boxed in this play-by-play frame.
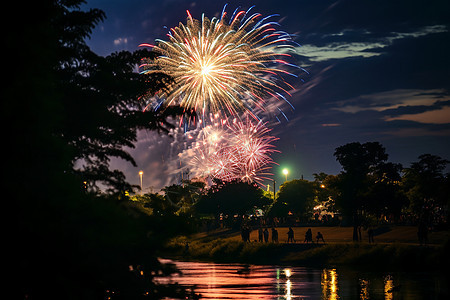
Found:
[228,119,278,180]
[140,5,304,185]
[184,117,278,184]
[140,4,300,120]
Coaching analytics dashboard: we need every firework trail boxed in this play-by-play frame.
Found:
[139,4,302,121]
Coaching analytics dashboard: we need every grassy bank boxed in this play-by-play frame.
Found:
[163,227,450,271]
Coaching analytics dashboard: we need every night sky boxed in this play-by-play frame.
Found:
[82,0,450,191]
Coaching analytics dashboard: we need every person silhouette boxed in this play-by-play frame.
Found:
[272,228,279,243]
[287,227,294,243]
[183,242,189,256]
[263,228,269,243]
[258,227,263,242]
[368,228,374,243]
[304,228,313,243]
[316,231,325,243]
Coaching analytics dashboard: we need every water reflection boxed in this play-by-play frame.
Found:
[321,269,339,299]
[282,268,292,300]
[157,259,446,299]
[384,275,394,300]
[359,279,370,299]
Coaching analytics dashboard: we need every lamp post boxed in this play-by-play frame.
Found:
[139,170,144,194]
[282,168,289,182]
[273,179,276,202]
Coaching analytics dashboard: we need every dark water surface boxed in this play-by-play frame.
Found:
[158,259,447,299]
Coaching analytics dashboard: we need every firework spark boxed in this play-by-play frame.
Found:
[228,119,278,180]
[140,5,300,120]
[184,117,278,184]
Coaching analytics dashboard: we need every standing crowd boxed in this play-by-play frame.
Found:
[257,227,279,243]
[242,226,327,244]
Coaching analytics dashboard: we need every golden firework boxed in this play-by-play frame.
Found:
[140,5,298,119]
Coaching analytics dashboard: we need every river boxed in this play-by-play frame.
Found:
[157,259,447,299]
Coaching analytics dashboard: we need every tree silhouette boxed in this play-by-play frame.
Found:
[270,179,315,218]
[7,1,189,299]
[403,154,449,223]
[196,179,269,216]
[363,162,407,220]
[55,40,179,192]
[333,142,389,241]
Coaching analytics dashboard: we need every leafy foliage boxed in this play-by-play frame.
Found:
[57,46,180,192]
[196,179,270,215]
[19,1,180,194]
[269,179,315,218]
[162,180,206,210]
[8,1,190,299]
[334,142,389,176]
[403,154,449,220]
[332,142,389,213]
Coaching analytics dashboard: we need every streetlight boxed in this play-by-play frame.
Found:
[282,168,289,182]
[273,179,276,202]
[139,170,144,194]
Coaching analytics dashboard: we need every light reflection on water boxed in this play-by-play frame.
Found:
[321,269,339,300]
[384,275,394,300]
[157,259,446,299]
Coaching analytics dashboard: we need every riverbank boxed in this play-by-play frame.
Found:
[162,226,450,271]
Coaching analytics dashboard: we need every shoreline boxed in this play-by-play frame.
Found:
[162,228,449,272]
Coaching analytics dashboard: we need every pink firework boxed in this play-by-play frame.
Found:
[188,118,278,184]
[227,119,279,182]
